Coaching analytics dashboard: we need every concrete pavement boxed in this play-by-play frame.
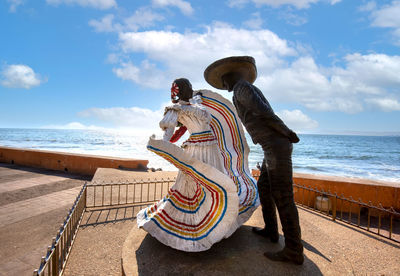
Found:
[0,163,90,276]
[63,168,400,276]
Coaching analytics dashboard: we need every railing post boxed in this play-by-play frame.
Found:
[357,198,362,227]
[52,237,59,276]
[389,213,393,239]
[332,193,337,221]
[83,185,87,208]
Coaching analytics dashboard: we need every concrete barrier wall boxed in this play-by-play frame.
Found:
[0,146,148,176]
[252,170,400,211]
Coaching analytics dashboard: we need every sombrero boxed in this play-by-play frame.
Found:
[204,56,257,90]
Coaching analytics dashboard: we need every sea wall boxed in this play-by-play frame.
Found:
[0,146,148,176]
[252,170,400,211]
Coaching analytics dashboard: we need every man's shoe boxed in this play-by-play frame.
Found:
[252,227,279,243]
[264,248,304,265]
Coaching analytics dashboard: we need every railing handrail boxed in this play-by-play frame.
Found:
[293,183,399,243]
[293,183,400,216]
[34,182,87,276]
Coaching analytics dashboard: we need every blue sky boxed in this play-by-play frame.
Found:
[1,0,400,134]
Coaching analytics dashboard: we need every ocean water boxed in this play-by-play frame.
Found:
[1,128,399,183]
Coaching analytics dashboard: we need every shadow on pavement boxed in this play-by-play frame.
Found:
[135,225,322,275]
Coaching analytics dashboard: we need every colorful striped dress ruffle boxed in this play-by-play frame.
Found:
[195,89,260,237]
[137,103,239,252]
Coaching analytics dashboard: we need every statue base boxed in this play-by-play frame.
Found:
[121,211,297,276]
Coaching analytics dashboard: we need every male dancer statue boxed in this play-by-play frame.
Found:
[204,56,304,265]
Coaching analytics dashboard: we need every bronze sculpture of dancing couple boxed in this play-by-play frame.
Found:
[137,56,304,265]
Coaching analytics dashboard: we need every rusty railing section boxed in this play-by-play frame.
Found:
[85,178,175,208]
[33,182,87,276]
[294,184,399,243]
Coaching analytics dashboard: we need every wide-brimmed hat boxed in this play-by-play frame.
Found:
[204,56,257,90]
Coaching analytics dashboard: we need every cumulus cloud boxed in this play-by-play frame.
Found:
[7,0,24,12]
[151,0,194,16]
[276,109,318,130]
[89,14,117,32]
[1,64,45,89]
[228,0,319,9]
[42,122,104,130]
[243,12,263,29]
[260,53,400,113]
[89,8,164,33]
[366,97,400,111]
[279,9,308,26]
[364,1,400,45]
[115,22,296,89]
[78,105,164,130]
[110,21,400,114]
[46,0,116,9]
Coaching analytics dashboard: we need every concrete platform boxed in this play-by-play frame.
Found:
[0,163,90,276]
[60,168,400,276]
[62,205,400,276]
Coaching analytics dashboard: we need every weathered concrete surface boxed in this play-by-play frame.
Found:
[62,205,400,276]
[121,207,400,276]
[91,168,178,184]
[0,163,90,276]
[61,168,400,276]
[0,146,149,176]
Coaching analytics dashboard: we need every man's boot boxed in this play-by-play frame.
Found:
[252,227,279,243]
[264,247,304,265]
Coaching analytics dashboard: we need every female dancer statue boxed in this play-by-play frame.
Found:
[137,78,259,251]
[137,78,239,252]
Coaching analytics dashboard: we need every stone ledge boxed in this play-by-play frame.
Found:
[0,146,148,176]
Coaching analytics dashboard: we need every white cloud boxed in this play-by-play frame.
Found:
[366,97,400,111]
[111,22,400,114]
[112,61,168,89]
[123,8,164,30]
[228,0,319,9]
[152,0,194,15]
[89,8,164,33]
[276,109,318,130]
[358,1,376,12]
[370,1,400,28]
[365,1,400,45]
[260,53,400,113]
[280,10,308,26]
[115,22,296,89]
[78,105,164,129]
[46,0,116,9]
[243,12,263,29]
[42,122,103,130]
[7,0,24,12]
[89,14,117,32]
[1,64,45,89]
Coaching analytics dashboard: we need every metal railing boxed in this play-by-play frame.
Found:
[294,184,400,243]
[34,173,399,275]
[33,178,175,275]
[86,178,175,208]
[33,183,87,276]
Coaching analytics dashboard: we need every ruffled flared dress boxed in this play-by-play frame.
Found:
[195,90,260,237]
[137,103,239,252]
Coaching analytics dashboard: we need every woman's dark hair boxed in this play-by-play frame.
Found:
[173,78,193,102]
